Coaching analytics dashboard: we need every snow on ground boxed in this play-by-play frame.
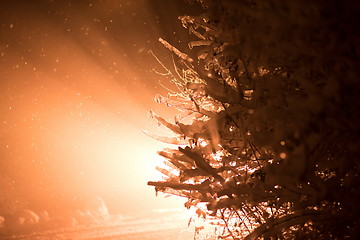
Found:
[0,208,197,240]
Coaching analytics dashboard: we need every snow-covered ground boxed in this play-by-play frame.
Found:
[0,208,196,240]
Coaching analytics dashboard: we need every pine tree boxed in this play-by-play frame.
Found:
[148,0,360,239]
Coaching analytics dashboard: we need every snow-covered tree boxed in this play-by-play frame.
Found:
[148,0,360,239]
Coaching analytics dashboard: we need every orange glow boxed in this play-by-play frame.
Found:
[0,0,189,225]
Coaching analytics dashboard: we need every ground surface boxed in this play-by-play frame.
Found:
[0,225,193,240]
[0,210,196,240]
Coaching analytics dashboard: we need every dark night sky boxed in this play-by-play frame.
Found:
[0,0,203,216]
